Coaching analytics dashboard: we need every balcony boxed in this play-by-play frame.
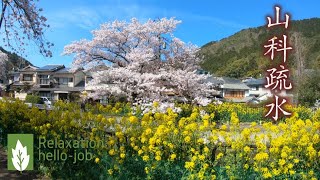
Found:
[39,79,50,85]
[38,75,51,85]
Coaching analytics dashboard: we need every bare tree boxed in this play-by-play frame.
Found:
[292,32,307,105]
[0,0,53,57]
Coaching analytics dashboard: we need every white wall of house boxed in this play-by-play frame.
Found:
[248,85,270,96]
[54,71,84,87]
[248,85,287,97]
[54,74,73,87]
[15,92,27,100]
[245,90,249,97]
[53,93,59,101]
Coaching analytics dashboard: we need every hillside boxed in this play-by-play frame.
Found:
[199,18,320,79]
[0,47,32,81]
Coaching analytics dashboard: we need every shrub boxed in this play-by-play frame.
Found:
[25,94,41,104]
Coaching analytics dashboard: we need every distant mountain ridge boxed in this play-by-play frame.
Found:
[199,18,320,79]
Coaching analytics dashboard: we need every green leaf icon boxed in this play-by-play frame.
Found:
[11,140,30,172]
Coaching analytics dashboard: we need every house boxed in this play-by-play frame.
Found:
[7,65,38,100]
[242,77,290,103]
[7,64,86,102]
[31,65,85,102]
[243,77,268,97]
[218,77,252,103]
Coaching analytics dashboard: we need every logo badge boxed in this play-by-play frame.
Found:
[7,134,33,171]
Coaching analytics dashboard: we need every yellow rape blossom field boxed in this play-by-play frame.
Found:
[0,99,320,179]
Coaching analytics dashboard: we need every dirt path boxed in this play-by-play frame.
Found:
[0,146,41,180]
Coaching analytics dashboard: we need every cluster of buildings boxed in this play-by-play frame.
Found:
[0,64,291,104]
[1,65,90,102]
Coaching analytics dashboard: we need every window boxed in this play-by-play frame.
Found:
[86,77,93,84]
[69,78,73,82]
[39,92,52,100]
[59,78,70,85]
[225,91,244,98]
[23,74,33,81]
[251,86,258,91]
[39,75,50,84]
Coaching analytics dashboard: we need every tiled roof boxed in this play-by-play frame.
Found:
[220,77,250,90]
[204,76,223,84]
[222,83,250,90]
[37,65,64,71]
[55,68,72,74]
[243,78,265,86]
[19,65,38,72]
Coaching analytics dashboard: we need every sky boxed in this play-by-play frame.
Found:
[4,0,320,67]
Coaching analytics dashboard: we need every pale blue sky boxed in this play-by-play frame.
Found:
[4,0,320,67]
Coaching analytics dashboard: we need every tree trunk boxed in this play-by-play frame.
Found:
[0,1,8,29]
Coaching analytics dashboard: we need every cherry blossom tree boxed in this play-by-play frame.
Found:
[0,50,8,82]
[64,18,216,105]
[0,0,53,57]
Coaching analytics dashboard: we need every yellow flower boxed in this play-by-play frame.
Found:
[129,116,138,124]
[170,154,177,161]
[120,146,125,152]
[46,123,51,129]
[244,164,249,169]
[254,152,269,162]
[262,172,272,179]
[191,156,197,162]
[287,163,293,169]
[108,169,113,175]
[155,155,161,161]
[278,159,286,166]
[198,171,204,179]
[108,139,115,146]
[184,161,195,170]
[95,157,100,164]
[241,128,251,139]
[289,170,295,175]
[203,146,209,153]
[153,101,159,108]
[108,149,116,156]
[244,146,250,153]
[281,152,288,159]
[216,153,223,160]
[143,155,149,161]
[145,128,152,135]
[168,143,174,149]
[220,125,228,131]
[272,168,280,176]
[197,138,204,144]
[120,153,126,159]
[309,170,314,176]
[184,136,191,143]
[198,154,205,161]
[211,174,216,180]
[145,167,149,174]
